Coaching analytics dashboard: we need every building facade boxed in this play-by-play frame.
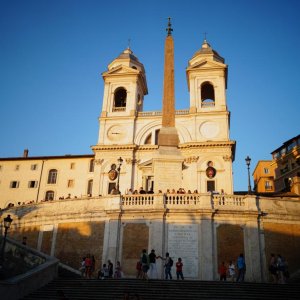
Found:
[271,135,300,194]
[253,160,275,193]
[1,27,300,283]
[0,38,235,208]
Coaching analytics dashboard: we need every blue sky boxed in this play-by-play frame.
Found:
[1,0,299,191]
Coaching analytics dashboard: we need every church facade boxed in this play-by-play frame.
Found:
[1,25,300,282]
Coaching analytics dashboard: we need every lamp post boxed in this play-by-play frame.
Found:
[0,214,13,268]
[116,157,123,194]
[245,156,252,194]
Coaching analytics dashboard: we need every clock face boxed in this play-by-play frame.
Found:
[107,125,126,141]
[200,121,219,138]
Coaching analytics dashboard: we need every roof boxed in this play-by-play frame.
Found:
[116,48,140,63]
[271,134,300,154]
[0,154,95,161]
[191,39,225,63]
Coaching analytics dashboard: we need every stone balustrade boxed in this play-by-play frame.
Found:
[138,109,189,117]
[120,193,253,212]
[1,193,264,223]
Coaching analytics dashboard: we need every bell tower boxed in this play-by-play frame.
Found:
[186,39,228,114]
[97,48,148,145]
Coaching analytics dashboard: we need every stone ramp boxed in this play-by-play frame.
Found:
[22,278,300,300]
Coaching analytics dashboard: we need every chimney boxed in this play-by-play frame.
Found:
[23,149,29,158]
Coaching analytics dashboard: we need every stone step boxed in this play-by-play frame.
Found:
[23,278,300,300]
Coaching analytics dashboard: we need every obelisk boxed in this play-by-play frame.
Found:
[158,17,179,147]
[153,18,183,192]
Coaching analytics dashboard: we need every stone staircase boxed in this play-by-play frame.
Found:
[22,278,300,300]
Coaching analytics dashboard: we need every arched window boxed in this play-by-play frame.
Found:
[87,179,93,196]
[45,190,54,201]
[155,129,160,145]
[47,169,57,184]
[144,133,152,144]
[201,82,215,107]
[113,87,127,111]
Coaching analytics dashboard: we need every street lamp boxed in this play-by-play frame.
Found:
[245,156,252,194]
[0,214,13,267]
[116,157,123,194]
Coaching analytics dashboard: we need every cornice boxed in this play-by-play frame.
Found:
[92,144,137,151]
[179,141,236,149]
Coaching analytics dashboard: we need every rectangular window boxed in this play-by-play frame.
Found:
[67,179,74,188]
[108,182,116,194]
[89,160,95,172]
[70,163,75,170]
[31,164,38,170]
[207,180,215,192]
[10,181,20,188]
[265,181,272,190]
[28,181,38,188]
[264,168,269,174]
[15,165,20,171]
[0,165,2,171]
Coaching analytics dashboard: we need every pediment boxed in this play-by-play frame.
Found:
[138,159,153,168]
[187,59,226,71]
[103,65,140,76]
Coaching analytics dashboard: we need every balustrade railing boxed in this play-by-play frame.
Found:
[112,107,126,112]
[213,194,245,207]
[165,194,200,205]
[138,109,189,117]
[121,194,248,210]
[122,194,155,206]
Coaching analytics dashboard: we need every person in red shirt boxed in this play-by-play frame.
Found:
[219,261,227,281]
[85,254,92,279]
[176,257,184,280]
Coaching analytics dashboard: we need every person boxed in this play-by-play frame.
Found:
[148,249,159,279]
[139,187,146,194]
[110,187,119,195]
[218,261,227,281]
[79,257,86,277]
[161,252,173,280]
[91,255,96,278]
[114,261,122,279]
[22,236,27,245]
[236,253,246,282]
[176,257,184,280]
[98,263,109,279]
[85,254,92,279]
[136,260,143,279]
[277,254,286,284]
[108,260,114,278]
[140,249,149,279]
[228,260,236,282]
[269,253,278,283]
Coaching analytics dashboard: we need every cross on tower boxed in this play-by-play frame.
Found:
[166,17,173,36]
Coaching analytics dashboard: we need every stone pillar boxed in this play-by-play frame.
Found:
[244,220,262,282]
[199,218,214,280]
[102,219,120,266]
[148,220,164,278]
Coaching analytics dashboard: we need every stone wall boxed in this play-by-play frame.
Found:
[122,223,149,276]
[264,222,300,276]
[55,221,105,271]
[1,193,300,282]
[217,224,244,270]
